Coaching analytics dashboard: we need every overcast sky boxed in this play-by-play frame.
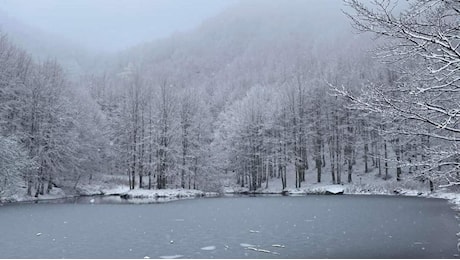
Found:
[0,0,237,52]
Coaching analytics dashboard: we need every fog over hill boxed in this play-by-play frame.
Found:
[0,0,237,52]
[0,9,112,79]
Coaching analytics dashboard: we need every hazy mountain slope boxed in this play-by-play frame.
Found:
[0,10,109,78]
[112,0,367,115]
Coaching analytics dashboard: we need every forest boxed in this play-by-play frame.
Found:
[0,0,458,200]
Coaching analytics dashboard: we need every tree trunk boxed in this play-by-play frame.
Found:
[395,138,402,181]
[364,143,368,173]
[347,160,352,183]
[148,173,152,189]
[316,158,322,183]
[384,139,388,180]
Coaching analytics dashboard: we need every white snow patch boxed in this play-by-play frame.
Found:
[257,248,271,253]
[35,233,42,236]
[200,246,216,251]
[271,244,285,248]
[240,243,255,247]
[245,246,272,254]
[287,189,306,195]
[121,189,206,199]
[324,185,345,194]
[223,186,249,194]
[76,182,129,196]
[101,186,130,195]
[159,255,183,259]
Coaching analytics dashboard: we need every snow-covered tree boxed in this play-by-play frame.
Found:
[341,0,460,187]
[0,136,35,199]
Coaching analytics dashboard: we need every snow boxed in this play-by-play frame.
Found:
[159,255,183,259]
[324,185,345,194]
[0,179,217,204]
[200,246,216,251]
[223,186,249,194]
[76,184,129,196]
[120,189,213,199]
[0,187,79,203]
[245,246,273,254]
[256,248,271,253]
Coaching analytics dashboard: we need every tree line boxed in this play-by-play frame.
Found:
[1,0,458,198]
[0,33,107,198]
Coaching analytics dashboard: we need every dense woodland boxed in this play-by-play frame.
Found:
[0,0,458,199]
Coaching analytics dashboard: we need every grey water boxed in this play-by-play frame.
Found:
[0,195,458,258]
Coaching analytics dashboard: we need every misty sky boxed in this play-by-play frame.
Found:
[0,0,237,52]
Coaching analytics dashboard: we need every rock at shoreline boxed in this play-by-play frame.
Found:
[325,186,345,195]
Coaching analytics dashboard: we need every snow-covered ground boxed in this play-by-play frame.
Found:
[0,186,77,203]
[120,188,218,199]
[76,184,130,196]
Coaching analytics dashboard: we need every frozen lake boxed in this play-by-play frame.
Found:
[0,195,458,258]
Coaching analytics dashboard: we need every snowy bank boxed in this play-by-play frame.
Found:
[223,182,460,212]
[0,182,217,204]
[0,187,77,203]
[223,184,345,195]
[120,188,219,199]
[76,184,130,196]
[285,185,345,195]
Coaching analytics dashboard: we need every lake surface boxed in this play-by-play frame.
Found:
[0,195,458,258]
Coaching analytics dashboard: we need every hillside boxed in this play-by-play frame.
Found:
[112,0,367,116]
[0,9,109,78]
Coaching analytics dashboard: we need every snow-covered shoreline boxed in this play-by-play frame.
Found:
[223,183,460,211]
[0,186,219,204]
[2,183,459,213]
[119,188,219,199]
